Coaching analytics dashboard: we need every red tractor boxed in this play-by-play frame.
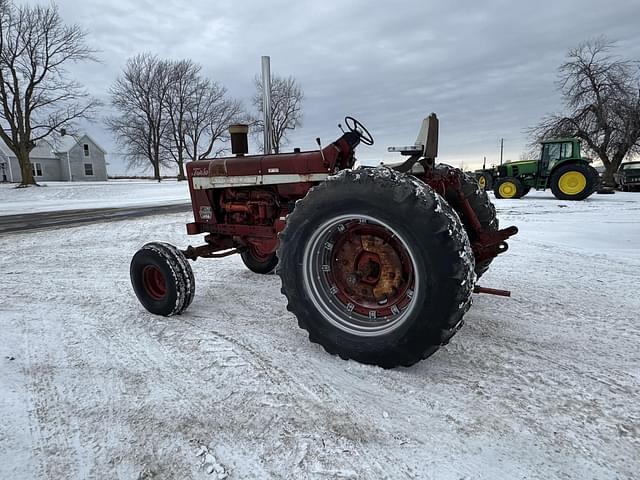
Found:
[130,114,517,368]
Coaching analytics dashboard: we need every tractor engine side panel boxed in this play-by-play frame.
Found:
[219,188,280,227]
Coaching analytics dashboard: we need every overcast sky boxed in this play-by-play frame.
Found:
[21,0,640,174]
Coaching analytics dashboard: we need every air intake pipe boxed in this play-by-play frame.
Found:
[229,124,249,156]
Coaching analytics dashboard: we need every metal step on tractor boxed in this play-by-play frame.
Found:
[130,114,518,368]
[474,138,600,200]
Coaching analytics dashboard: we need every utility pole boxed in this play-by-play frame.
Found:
[500,138,504,166]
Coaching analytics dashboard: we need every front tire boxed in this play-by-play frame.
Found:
[240,249,278,274]
[476,172,493,190]
[277,168,475,368]
[494,177,524,199]
[130,242,195,316]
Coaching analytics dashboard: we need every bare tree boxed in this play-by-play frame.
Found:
[107,54,171,181]
[531,38,640,186]
[162,59,200,180]
[252,74,303,153]
[0,0,99,186]
[184,78,243,161]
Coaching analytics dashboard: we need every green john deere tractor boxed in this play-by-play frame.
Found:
[490,138,599,200]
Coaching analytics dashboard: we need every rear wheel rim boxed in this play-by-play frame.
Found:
[302,214,419,337]
[478,176,486,189]
[558,171,586,195]
[142,265,167,300]
[499,181,517,198]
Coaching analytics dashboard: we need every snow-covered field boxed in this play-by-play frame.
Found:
[1,190,638,479]
[0,180,190,215]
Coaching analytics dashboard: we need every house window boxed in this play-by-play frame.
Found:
[84,163,94,176]
[32,162,43,177]
[83,144,90,157]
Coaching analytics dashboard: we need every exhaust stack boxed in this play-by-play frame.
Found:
[261,56,273,154]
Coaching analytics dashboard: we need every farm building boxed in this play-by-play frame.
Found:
[0,134,108,182]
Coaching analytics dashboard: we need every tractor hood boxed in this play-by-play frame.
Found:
[504,159,538,167]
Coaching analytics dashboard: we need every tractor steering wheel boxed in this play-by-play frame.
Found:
[344,116,374,146]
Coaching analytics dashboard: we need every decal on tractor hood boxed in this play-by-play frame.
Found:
[192,173,330,189]
[192,167,210,176]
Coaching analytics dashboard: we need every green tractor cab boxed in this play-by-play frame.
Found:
[492,138,599,200]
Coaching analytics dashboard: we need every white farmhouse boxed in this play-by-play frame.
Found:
[0,134,108,182]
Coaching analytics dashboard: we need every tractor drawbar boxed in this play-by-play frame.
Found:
[474,285,512,297]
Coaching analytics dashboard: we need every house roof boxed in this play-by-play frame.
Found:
[0,138,57,159]
[54,134,107,154]
[0,133,106,158]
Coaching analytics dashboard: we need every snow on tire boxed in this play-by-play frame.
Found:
[130,242,195,316]
[277,167,475,368]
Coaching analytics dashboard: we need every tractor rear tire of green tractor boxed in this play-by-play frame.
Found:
[494,177,524,199]
[477,172,493,190]
[550,163,596,201]
[521,186,531,197]
[240,249,278,274]
[435,165,499,278]
[277,167,475,368]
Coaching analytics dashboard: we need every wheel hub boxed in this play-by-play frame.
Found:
[499,181,516,198]
[302,214,418,337]
[558,171,586,195]
[142,265,167,300]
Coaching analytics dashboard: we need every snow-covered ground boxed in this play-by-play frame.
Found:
[1,190,638,479]
[0,180,190,215]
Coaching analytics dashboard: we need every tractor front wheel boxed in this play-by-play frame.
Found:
[130,242,195,316]
[277,167,475,368]
[494,177,524,199]
[477,172,493,190]
[550,163,595,200]
[240,248,278,274]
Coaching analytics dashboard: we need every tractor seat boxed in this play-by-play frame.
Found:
[382,114,439,170]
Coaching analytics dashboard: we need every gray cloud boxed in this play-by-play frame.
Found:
[21,0,640,173]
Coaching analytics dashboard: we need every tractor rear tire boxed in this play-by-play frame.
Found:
[494,177,524,199]
[521,186,531,196]
[550,163,596,200]
[277,167,475,368]
[240,249,278,274]
[434,165,499,279]
[130,242,195,316]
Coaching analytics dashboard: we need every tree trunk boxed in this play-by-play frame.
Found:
[602,168,616,187]
[176,151,186,181]
[152,160,161,182]
[17,149,37,186]
[601,153,625,187]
